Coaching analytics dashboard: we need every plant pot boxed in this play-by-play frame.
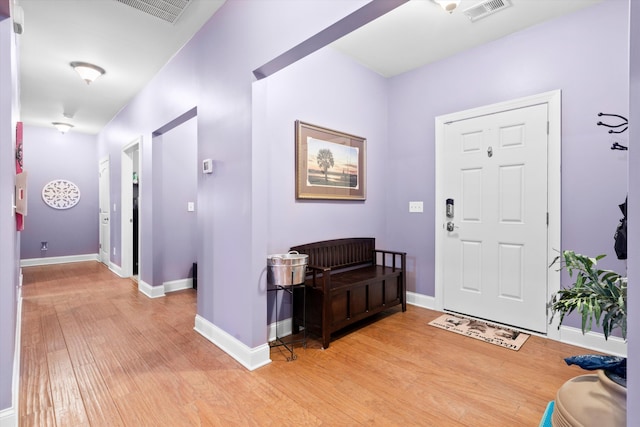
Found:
[552,369,626,426]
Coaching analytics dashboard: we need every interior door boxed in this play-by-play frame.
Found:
[121,140,138,278]
[442,103,549,333]
[99,158,110,265]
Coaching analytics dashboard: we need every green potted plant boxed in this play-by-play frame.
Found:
[547,250,627,426]
[549,250,627,341]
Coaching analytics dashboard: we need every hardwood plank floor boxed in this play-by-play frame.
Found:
[19,261,590,426]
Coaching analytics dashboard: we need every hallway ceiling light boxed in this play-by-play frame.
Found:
[434,0,461,13]
[70,61,106,84]
[52,122,74,133]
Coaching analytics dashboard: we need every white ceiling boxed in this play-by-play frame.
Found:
[15,0,603,135]
[17,0,225,134]
[331,0,604,77]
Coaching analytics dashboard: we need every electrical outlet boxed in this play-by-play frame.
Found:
[41,241,48,251]
[409,201,424,213]
[113,247,116,256]
[187,202,195,212]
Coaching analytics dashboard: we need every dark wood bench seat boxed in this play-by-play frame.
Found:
[291,238,406,348]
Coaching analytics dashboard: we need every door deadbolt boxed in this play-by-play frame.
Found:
[487,146,493,157]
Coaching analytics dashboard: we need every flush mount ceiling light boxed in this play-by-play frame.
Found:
[434,0,461,13]
[52,122,74,133]
[70,61,106,84]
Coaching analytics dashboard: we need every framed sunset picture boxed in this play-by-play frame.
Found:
[295,121,366,200]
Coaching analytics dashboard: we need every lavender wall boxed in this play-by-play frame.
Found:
[0,13,19,415]
[97,0,370,348]
[626,0,638,420]
[161,117,197,283]
[256,47,390,322]
[262,48,389,251]
[20,126,99,259]
[386,0,629,325]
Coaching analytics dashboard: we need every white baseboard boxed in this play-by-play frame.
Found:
[109,262,124,277]
[20,253,99,267]
[406,291,436,310]
[267,318,293,342]
[194,314,271,371]
[559,326,627,357]
[0,407,16,427]
[164,278,193,293]
[138,279,165,298]
[136,278,192,298]
[2,295,23,427]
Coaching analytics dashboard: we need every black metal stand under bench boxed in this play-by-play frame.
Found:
[268,280,306,361]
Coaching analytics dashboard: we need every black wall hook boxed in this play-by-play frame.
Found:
[598,113,629,150]
[597,112,628,134]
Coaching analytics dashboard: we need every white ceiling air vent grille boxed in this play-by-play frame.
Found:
[463,0,512,22]
[115,0,191,24]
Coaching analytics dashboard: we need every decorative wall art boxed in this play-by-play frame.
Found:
[295,121,366,200]
[42,179,81,210]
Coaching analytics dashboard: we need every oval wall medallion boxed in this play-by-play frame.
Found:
[42,179,81,209]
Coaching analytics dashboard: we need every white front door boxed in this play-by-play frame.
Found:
[98,158,110,265]
[441,103,549,333]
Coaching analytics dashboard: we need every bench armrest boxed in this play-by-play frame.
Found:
[306,265,332,293]
[374,249,406,271]
[375,249,407,311]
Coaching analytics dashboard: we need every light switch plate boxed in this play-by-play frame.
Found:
[203,159,213,174]
[187,202,195,212]
[409,201,424,213]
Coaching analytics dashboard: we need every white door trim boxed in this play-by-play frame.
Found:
[121,137,142,278]
[434,90,561,339]
[98,157,110,266]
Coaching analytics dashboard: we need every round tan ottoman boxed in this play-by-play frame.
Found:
[552,370,626,427]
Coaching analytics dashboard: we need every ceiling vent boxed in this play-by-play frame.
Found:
[463,0,512,22]
[115,0,191,24]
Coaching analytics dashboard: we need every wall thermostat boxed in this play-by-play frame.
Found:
[202,159,213,174]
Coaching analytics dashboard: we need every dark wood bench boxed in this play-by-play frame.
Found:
[291,238,406,349]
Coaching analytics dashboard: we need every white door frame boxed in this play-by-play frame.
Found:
[121,137,141,278]
[434,90,561,339]
[98,157,110,266]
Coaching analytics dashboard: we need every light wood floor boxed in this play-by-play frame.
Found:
[19,261,589,426]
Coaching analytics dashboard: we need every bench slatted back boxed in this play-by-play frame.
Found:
[290,238,375,270]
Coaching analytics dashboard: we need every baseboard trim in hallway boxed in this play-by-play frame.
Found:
[194,314,271,371]
[1,296,22,427]
[0,407,17,427]
[20,253,99,267]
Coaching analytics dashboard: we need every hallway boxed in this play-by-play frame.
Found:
[19,262,588,426]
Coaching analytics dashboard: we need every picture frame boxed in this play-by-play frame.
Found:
[295,121,366,200]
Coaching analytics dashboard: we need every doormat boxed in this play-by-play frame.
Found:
[428,313,530,351]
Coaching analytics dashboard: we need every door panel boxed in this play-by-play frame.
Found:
[443,103,548,333]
